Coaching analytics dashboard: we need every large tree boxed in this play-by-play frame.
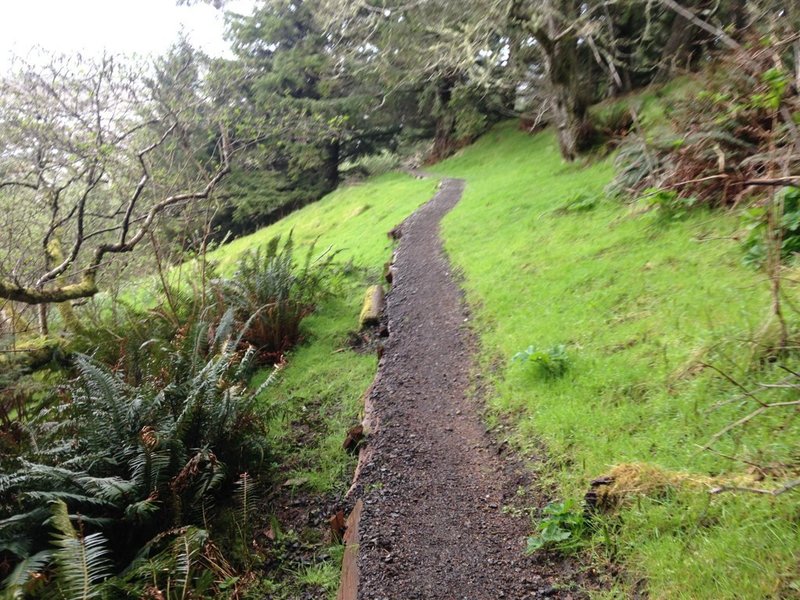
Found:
[0,49,231,309]
[317,0,514,159]
[206,0,390,232]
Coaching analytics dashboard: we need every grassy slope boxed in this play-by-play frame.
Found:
[215,170,436,486]
[206,172,435,596]
[430,123,800,598]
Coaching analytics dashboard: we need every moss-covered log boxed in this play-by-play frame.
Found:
[359,285,385,329]
[0,275,98,305]
[0,337,68,372]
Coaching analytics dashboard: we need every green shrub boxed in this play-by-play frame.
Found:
[641,187,698,225]
[74,260,222,387]
[340,150,401,179]
[215,234,335,362]
[741,187,800,268]
[0,317,275,598]
[591,102,634,138]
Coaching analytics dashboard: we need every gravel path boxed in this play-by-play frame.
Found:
[352,178,582,599]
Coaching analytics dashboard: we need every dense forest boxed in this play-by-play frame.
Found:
[1,0,799,598]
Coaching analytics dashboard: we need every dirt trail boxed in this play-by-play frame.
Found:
[351,179,582,599]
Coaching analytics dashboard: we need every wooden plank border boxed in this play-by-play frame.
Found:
[336,498,363,600]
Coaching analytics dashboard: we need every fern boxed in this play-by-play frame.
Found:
[233,472,256,569]
[214,233,335,362]
[48,500,112,600]
[172,527,207,600]
[2,269,280,596]
[2,550,51,599]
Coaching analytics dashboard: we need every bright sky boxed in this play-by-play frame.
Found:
[0,0,258,67]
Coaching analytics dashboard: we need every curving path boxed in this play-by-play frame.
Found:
[349,178,584,599]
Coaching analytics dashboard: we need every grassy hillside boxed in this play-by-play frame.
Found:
[431,123,800,598]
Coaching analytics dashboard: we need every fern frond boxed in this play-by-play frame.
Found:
[172,527,208,600]
[250,364,282,399]
[0,508,50,533]
[24,491,115,510]
[48,500,112,600]
[234,473,254,533]
[2,550,52,599]
[75,476,136,502]
[123,499,160,523]
[214,307,236,349]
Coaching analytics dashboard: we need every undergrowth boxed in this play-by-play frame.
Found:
[1,172,435,599]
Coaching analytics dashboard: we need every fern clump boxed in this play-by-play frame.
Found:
[0,323,275,598]
[214,233,335,363]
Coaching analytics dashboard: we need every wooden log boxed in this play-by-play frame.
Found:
[0,337,65,372]
[359,285,385,329]
[337,499,363,600]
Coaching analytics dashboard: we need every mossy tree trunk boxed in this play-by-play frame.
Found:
[426,76,460,162]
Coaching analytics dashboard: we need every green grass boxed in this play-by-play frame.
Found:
[430,122,800,598]
[208,172,435,275]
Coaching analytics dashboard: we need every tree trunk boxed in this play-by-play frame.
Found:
[38,305,48,336]
[45,239,82,333]
[654,11,695,81]
[544,37,588,162]
[551,84,583,161]
[323,138,340,192]
[429,77,459,162]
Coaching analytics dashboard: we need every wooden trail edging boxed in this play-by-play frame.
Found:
[336,499,363,600]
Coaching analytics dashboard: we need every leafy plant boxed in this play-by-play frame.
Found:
[215,233,335,363]
[641,188,698,225]
[513,344,570,379]
[526,499,586,553]
[741,187,800,268]
[557,192,599,213]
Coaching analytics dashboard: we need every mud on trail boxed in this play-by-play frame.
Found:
[346,179,589,599]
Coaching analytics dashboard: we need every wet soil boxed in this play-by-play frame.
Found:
[352,179,590,599]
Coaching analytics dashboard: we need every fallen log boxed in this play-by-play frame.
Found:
[359,285,385,329]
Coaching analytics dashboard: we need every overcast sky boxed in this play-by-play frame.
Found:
[0,0,258,68]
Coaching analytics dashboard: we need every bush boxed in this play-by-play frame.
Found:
[741,186,800,268]
[641,187,699,225]
[215,234,334,363]
[340,150,401,179]
[609,46,799,208]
